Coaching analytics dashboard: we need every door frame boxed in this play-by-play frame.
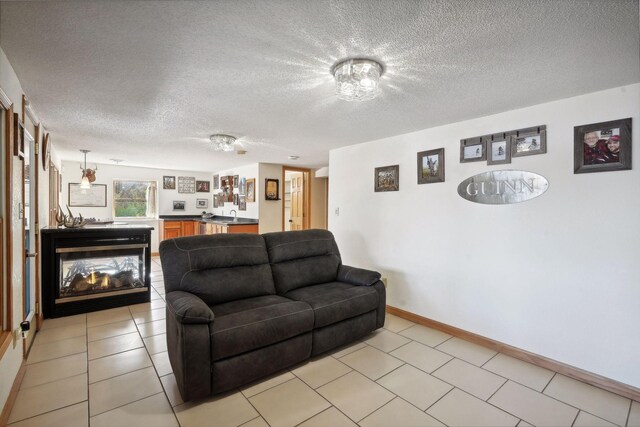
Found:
[281,166,311,231]
[0,90,14,358]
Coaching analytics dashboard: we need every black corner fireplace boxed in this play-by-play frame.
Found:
[41,225,153,318]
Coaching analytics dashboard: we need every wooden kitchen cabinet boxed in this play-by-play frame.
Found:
[160,220,198,241]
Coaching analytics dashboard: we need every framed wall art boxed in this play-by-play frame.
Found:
[246,178,256,202]
[233,193,239,205]
[239,195,246,211]
[196,198,208,209]
[417,149,444,184]
[265,178,280,200]
[13,113,25,160]
[213,194,219,208]
[173,201,186,211]
[487,136,511,165]
[213,175,220,190]
[460,137,486,163]
[574,118,632,174]
[178,176,196,193]
[233,175,239,187]
[239,177,246,195]
[196,180,210,192]
[511,126,546,157]
[374,165,399,192]
[163,176,176,190]
[68,183,107,207]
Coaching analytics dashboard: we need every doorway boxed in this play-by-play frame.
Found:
[22,124,38,352]
[282,167,311,231]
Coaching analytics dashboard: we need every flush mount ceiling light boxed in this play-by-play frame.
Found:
[210,134,237,152]
[333,58,383,102]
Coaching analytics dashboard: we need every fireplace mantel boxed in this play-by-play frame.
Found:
[41,225,154,317]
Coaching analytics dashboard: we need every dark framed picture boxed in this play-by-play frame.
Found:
[487,137,511,165]
[196,198,208,209]
[265,178,279,200]
[511,127,546,157]
[239,195,246,211]
[460,137,486,163]
[213,175,219,190]
[173,201,185,211]
[239,177,246,195]
[246,178,256,202]
[178,176,196,193]
[14,113,25,160]
[374,165,399,192]
[574,118,632,174]
[213,194,219,208]
[417,149,444,184]
[196,180,210,192]
[233,193,239,205]
[163,176,176,190]
[233,175,239,187]
[68,183,107,207]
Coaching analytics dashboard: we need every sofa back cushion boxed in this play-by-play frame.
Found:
[159,234,275,305]
[262,229,342,294]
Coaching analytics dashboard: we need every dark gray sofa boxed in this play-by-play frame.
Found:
[159,229,385,401]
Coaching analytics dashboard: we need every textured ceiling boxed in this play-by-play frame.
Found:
[1,0,638,172]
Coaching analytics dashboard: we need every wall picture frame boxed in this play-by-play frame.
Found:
[196,180,210,192]
[213,194,219,208]
[460,137,486,163]
[68,183,107,207]
[13,113,25,160]
[178,176,196,193]
[213,175,220,190]
[163,176,176,190]
[239,195,246,211]
[233,175,239,187]
[487,136,512,165]
[374,165,399,192]
[239,177,246,195]
[233,193,239,205]
[574,118,632,174]
[265,178,279,200]
[511,127,546,157]
[246,178,256,202]
[417,149,444,184]
[196,198,208,209]
[173,201,186,211]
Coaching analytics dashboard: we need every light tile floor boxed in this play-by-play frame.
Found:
[7,257,640,427]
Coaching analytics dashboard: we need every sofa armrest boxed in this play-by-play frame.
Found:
[337,264,382,286]
[166,291,215,324]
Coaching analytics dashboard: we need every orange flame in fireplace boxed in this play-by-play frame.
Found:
[101,275,110,289]
[89,272,96,285]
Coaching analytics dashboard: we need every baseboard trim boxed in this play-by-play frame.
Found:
[386,305,640,402]
[0,359,26,427]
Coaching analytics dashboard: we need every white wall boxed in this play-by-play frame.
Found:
[60,161,214,252]
[258,163,284,234]
[329,84,640,388]
[210,163,259,219]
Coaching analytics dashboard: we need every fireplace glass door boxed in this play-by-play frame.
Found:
[57,244,147,302]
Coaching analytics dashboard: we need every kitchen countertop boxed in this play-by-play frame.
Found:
[159,215,258,226]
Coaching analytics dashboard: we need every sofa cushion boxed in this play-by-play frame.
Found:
[285,281,378,328]
[160,234,276,306]
[263,230,342,294]
[210,295,313,361]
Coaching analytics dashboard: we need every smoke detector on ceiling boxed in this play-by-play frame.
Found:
[236,150,247,155]
[288,156,299,160]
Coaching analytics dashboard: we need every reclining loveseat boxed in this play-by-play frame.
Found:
[160,229,385,401]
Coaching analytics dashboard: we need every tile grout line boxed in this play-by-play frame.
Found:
[624,399,632,427]
[8,400,89,426]
[89,391,167,420]
[480,350,500,368]
[541,372,556,393]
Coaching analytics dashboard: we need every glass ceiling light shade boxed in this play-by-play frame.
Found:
[333,58,383,102]
[210,134,237,152]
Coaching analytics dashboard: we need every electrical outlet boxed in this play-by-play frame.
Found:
[335,207,339,216]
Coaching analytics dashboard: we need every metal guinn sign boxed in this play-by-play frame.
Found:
[457,170,549,204]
